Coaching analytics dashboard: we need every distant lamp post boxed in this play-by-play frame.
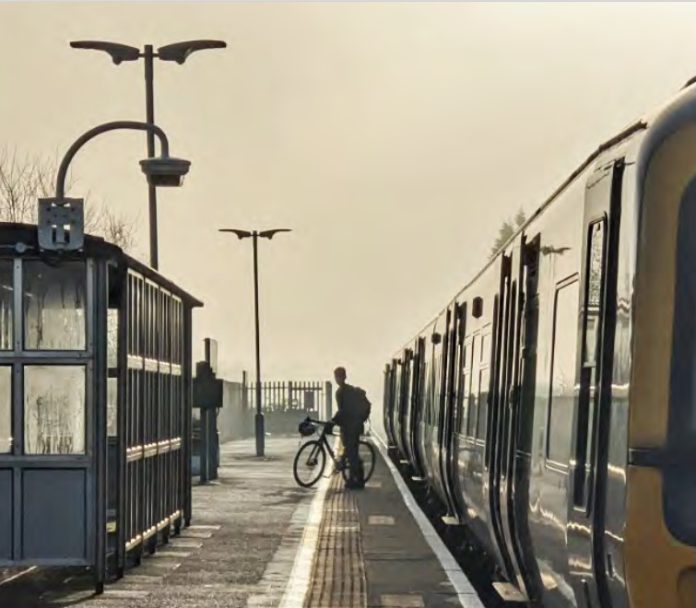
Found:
[39,120,189,252]
[70,39,226,269]
[219,228,292,457]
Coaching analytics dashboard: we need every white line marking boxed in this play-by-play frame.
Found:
[0,566,37,586]
[372,435,484,608]
[368,515,395,525]
[278,446,334,608]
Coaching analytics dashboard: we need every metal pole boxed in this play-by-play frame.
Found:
[253,232,265,456]
[144,44,159,270]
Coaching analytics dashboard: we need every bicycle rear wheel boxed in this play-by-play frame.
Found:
[293,440,326,488]
[341,440,376,484]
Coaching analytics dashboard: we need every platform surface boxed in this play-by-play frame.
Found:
[0,436,484,608]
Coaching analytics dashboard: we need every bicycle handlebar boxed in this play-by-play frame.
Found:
[306,417,331,426]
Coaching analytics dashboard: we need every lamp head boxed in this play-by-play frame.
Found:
[140,156,191,187]
[219,229,253,240]
[258,228,292,240]
[70,40,141,64]
[157,39,227,64]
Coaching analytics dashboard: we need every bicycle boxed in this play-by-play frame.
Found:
[293,417,376,488]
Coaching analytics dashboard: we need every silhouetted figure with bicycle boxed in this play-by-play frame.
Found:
[327,366,371,489]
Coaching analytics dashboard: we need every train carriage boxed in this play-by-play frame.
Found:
[383,81,696,608]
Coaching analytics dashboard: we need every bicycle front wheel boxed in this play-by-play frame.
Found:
[293,440,327,488]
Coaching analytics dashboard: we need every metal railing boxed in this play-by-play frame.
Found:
[245,379,332,420]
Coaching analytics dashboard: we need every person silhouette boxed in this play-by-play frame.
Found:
[329,366,367,489]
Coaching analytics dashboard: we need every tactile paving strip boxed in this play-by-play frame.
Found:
[304,475,367,608]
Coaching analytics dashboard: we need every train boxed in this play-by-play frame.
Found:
[383,79,696,608]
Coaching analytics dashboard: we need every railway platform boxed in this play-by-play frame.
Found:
[0,436,484,608]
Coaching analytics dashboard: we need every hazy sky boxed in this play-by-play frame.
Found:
[1,2,696,403]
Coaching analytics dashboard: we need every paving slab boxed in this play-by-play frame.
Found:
[302,441,484,608]
[0,437,317,608]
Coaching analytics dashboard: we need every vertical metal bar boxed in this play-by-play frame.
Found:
[183,306,193,525]
[116,270,129,576]
[252,233,264,457]
[11,258,21,560]
[94,259,107,589]
[200,408,209,484]
[144,45,159,270]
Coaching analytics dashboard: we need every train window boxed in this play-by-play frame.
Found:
[432,354,442,427]
[477,368,490,439]
[467,335,479,436]
[547,279,579,465]
[459,339,472,433]
[574,219,606,505]
[480,333,491,365]
[24,365,86,454]
[418,362,425,424]
[583,220,606,366]
[0,367,11,453]
[666,183,696,544]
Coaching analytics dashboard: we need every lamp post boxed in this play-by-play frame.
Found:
[219,228,291,457]
[70,39,226,270]
[38,120,190,253]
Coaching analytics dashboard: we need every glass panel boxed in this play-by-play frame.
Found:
[107,309,119,369]
[107,377,118,437]
[666,186,696,544]
[548,280,580,464]
[0,367,11,453]
[467,336,479,436]
[459,372,468,433]
[24,366,85,454]
[24,261,86,350]
[0,261,13,350]
[584,221,605,365]
[477,368,489,439]
[480,334,489,364]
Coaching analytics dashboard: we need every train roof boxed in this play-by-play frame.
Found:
[391,79,696,358]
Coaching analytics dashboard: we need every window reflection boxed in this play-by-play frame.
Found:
[24,366,85,454]
[548,280,580,464]
[0,261,12,350]
[477,368,489,439]
[107,309,118,369]
[0,367,11,453]
[584,221,605,365]
[24,261,86,350]
[107,377,118,437]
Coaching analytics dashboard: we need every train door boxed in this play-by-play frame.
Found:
[567,160,623,608]
[496,238,545,602]
[486,251,529,596]
[396,351,410,461]
[410,338,427,478]
[385,360,398,449]
[434,309,454,509]
[440,305,463,521]
[382,364,392,445]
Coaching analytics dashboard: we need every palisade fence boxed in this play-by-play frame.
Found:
[246,378,333,434]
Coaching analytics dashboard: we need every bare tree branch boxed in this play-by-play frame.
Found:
[0,146,137,253]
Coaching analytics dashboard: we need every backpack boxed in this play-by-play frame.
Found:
[352,386,371,422]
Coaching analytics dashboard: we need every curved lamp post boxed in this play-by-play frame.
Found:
[70,39,226,270]
[219,228,292,457]
[39,120,190,253]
